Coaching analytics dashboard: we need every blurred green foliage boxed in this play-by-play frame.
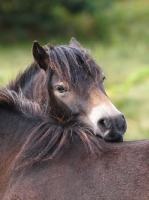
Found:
[1,0,149,44]
[0,0,113,43]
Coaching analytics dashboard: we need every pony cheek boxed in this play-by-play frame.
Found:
[53,93,80,115]
[63,102,80,116]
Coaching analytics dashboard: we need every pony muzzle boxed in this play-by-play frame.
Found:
[97,114,127,142]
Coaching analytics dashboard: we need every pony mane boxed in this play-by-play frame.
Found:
[0,88,101,169]
[15,121,101,169]
[7,62,47,104]
[0,89,42,117]
[7,63,41,93]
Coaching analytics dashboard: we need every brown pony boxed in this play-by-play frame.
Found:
[0,39,132,200]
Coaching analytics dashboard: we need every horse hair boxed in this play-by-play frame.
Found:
[0,89,101,169]
[45,45,101,91]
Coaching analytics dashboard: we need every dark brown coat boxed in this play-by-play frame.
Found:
[2,139,149,200]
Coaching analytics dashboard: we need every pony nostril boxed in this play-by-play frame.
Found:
[98,119,105,128]
[98,118,111,132]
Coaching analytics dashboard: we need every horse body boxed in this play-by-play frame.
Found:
[2,139,149,200]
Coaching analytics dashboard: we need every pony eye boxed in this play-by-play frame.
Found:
[55,85,67,93]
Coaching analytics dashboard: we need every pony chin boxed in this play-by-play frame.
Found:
[103,132,123,142]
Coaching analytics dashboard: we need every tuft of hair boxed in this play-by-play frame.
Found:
[44,44,101,91]
[0,41,104,170]
[7,63,41,93]
[0,90,102,170]
[0,88,42,117]
[14,121,102,170]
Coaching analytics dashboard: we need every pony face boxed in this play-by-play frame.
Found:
[50,72,126,143]
[32,38,127,142]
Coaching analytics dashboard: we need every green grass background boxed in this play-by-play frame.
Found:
[0,0,149,141]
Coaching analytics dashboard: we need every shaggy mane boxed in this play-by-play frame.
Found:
[0,89,101,169]
[15,120,101,169]
[0,89,41,117]
[7,63,41,94]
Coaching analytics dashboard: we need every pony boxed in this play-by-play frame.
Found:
[0,89,149,200]
[5,38,127,142]
[0,38,129,199]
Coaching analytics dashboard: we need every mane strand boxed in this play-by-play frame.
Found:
[14,121,102,169]
[0,89,71,169]
[7,63,40,93]
[45,45,101,90]
[0,89,16,111]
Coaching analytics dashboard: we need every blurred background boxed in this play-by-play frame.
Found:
[0,0,149,141]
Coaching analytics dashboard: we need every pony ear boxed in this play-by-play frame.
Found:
[69,37,83,49]
[32,41,49,71]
